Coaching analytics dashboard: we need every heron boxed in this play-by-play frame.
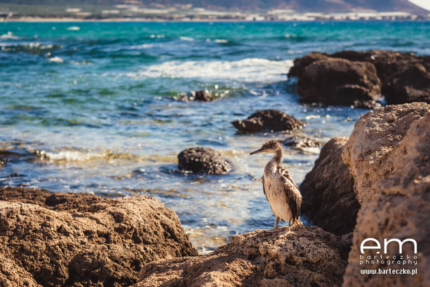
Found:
[250,140,303,230]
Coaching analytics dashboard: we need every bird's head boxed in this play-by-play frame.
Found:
[250,140,283,155]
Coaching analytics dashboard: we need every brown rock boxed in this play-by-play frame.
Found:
[232,110,304,133]
[194,90,213,102]
[136,226,350,287]
[178,147,231,174]
[0,187,197,287]
[297,59,381,108]
[0,253,41,287]
[342,103,430,286]
[300,137,360,236]
[382,64,430,105]
[282,135,322,150]
[288,52,329,78]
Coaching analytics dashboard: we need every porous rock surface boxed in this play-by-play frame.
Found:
[232,110,304,133]
[0,187,197,287]
[342,102,430,286]
[178,147,231,174]
[300,137,360,236]
[136,226,351,287]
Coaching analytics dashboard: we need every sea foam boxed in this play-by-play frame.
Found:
[124,58,293,83]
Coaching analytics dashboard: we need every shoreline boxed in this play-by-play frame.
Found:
[2,17,430,23]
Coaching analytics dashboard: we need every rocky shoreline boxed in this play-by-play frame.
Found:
[1,50,429,286]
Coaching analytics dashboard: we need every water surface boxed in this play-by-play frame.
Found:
[1,21,429,252]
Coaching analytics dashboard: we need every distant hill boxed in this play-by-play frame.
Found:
[0,0,427,14]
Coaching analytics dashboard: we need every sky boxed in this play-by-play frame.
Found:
[409,0,430,11]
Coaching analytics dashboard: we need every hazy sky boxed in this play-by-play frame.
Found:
[409,0,430,11]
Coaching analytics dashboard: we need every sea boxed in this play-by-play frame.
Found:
[1,21,429,253]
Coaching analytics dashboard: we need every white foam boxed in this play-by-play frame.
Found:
[67,26,80,31]
[0,32,19,39]
[124,58,293,83]
[38,150,104,162]
[215,39,228,43]
[129,44,154,49]
[49,56,64,63]
[180,36,194,41]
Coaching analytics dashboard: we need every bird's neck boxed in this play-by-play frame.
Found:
[273,149,283,166]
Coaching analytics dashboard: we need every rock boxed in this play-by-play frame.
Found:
[0,253,41,287]
[297,59,381,108]
[282,136,322,150]
[332,50,430,83]
[0,187,197,287]
[300,137,360,236]
[176,90,213,102]
[382,64,430,105]
[194,90,213,102]
[136,226,350,287]
[342,103,430,286]
[178,147,231,174]
[232,110,304,133]
[290,50,430,106]
[288,52,329,78]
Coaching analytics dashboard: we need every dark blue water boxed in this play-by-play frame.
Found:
[1,21,429,252]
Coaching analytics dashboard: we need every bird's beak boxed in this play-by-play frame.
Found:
[250,147,266,155]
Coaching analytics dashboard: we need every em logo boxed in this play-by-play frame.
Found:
[360,238,418,254]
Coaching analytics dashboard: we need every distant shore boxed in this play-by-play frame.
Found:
[2,17,429,23]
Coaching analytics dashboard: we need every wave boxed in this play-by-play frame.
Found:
[123,58,293,83]
[0,42,61,54]
[67,26,80,31]
[0,32,20,39]
[48,56,64,63]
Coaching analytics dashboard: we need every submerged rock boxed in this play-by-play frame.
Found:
[136,226,350,287]
[297,58,381,108]
[232,110,304,133]
[342,103,430,286]
[178,147,231,174]
[176,90,213,102]
[282,135,322,150]
[382,64,430,105]
[300,137,359,236]
[0,187,197,287]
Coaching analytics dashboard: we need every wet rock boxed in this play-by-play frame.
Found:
[288,52,329,78]
[232,110,304,133]
[0,187,197,287]
[136,226,350,287]
[297,59,381,108]
[176,90,213,102]
[290,50,430,106]
[342,103,430,286]
[300,137,360,236]
[382,64,430,105]
[178,147,231,174]
[282,135,322,150]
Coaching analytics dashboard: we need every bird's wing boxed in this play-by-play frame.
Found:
[261,176,266,196]
[278,166,302,223]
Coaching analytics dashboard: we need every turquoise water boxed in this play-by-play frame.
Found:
[1,21,430,252]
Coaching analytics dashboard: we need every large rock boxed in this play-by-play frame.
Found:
[300,137,360,236]
[382,64,430,105]
[0,187,197,287]
[178,147,231,174]
[232,110,304,133]
[297,59,381,108]
[290,50,430,106]
[0,253,41,287]
[136,226,351,287]
[342,103,430,286]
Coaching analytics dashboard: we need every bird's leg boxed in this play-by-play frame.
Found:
[292,219,304,229]
[273,216,280,230]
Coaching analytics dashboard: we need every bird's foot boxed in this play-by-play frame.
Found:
[292,220,305,229]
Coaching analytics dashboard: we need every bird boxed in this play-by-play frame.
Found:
[250,140,303,230]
